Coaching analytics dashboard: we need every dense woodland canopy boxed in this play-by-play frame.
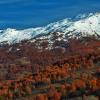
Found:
[0,35,99,100]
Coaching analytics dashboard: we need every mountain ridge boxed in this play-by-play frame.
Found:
[0,13,100,44]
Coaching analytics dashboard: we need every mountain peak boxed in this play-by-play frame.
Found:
[0,13,100,44]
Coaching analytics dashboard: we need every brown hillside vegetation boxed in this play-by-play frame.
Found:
[0,37,99,100]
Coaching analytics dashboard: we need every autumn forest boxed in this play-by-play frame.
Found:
[0,35,99,100]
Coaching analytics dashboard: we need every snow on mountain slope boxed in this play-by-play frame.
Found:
[0,18,72,43]
[0,13,100,43]
[65,13,100,38]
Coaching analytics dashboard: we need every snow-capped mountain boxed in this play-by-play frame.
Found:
[0,13,100,44]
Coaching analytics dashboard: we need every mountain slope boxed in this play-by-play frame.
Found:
[0,13,100,43]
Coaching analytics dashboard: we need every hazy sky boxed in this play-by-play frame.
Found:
[0,0,100,29]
